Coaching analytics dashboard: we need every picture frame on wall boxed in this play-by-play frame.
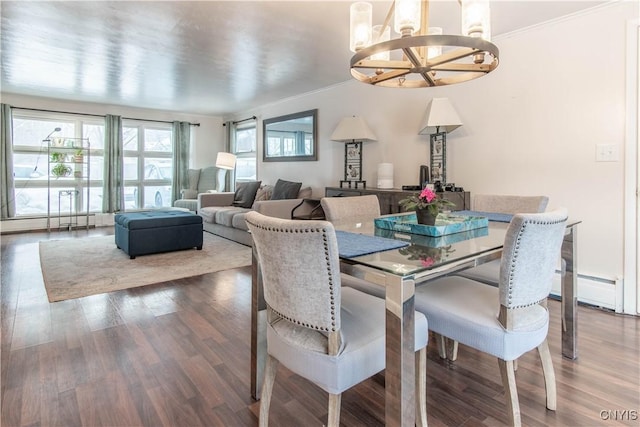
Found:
[430,133,446,184]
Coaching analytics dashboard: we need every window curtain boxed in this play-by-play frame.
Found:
[102,114,123,213]
[171,121,190,204]
[0,104,15,219]
[223,121,235,191]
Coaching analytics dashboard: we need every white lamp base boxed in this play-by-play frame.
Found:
[217,169,228,192]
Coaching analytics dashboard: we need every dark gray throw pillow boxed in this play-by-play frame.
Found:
[232,181,262,208]
[271,179,302,200]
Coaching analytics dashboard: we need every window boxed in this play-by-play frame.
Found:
[10,112,174,216]
[233,122,257,182]
[122,122,173,209]
[11,111,104,216]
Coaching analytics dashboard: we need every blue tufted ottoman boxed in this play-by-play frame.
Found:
[114,210,203,259]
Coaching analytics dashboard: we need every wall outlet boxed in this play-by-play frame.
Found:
[596,144,619,162]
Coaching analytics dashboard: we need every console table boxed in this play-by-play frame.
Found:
[325,186,470,215]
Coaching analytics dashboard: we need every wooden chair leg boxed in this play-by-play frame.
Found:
[327,393,342,427]
[415,347,428,427]
[435,333,459,361]
[498,358,521,427]
[537,339,557,410]
[259,355,278,427]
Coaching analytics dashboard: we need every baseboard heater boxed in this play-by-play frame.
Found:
[551,271,622,312]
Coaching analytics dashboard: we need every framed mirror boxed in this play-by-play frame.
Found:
[263,109,317,162]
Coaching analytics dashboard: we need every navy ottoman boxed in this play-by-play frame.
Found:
[114,210,203,259]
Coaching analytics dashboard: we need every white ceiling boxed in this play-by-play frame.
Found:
[0,0,608,116]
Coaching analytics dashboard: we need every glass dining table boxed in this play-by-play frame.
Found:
[250,213,579,426]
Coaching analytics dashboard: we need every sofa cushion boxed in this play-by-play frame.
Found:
[232,212,250,231]
[233,181,262,208]
[215,207,250,227]
[271,179,302,200]
[198,206,218,224]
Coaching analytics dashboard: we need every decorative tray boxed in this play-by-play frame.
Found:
[375,226,488,248]
[374,212,489,237]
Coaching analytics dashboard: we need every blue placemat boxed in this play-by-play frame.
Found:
[335,230,409,258]
[453,210,513,223]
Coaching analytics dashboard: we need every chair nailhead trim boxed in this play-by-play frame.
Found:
[506,216,567,308]
[247,218,339,332]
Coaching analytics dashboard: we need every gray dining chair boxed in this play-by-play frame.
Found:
[414,209,568,427]
[455,194,549,286]
[321,194,381,229]
[246,211,429,427]
[320,195,388,299]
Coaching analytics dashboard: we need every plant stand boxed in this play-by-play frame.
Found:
[46,137,90,231]
[58,190,79,231]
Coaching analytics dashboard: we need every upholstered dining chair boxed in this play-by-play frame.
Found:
[321,194,381,229]
[455,194,549,286]
[320,195,387,299]
[413,209,568,427]
[245,211,429,427]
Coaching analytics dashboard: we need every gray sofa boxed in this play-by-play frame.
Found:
[198,184,312,246]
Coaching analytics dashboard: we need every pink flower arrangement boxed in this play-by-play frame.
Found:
[419,187,437,203]
[399,187,454,215]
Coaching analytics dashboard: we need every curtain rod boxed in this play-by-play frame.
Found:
[12,106,201,127]
[223,115,257,126]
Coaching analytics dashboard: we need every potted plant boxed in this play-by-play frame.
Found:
[73,148,83,163]
[399,187,455,225]
[51,163,72,178]
[50,152,65,162]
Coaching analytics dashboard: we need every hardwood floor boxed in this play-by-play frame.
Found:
[1,229,639,426]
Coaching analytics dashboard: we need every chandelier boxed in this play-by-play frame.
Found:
[349,0,499,87]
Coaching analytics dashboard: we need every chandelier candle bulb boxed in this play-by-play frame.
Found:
[371,24,391,61]
[350,2,372,52]
[377,163,394,189]
[427,27,443,60]
[394,0,422,36]
[462,0,492,40]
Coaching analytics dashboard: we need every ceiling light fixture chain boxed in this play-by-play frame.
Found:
[349,0,499,88]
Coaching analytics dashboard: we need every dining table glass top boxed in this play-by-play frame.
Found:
[335,212,510,277]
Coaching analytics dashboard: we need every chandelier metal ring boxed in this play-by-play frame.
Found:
[350,35,500,87]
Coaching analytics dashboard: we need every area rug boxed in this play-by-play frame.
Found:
[39,233,252,302]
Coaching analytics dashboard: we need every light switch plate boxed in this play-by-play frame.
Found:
[596,144,619,162]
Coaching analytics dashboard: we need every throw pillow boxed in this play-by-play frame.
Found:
[271,179,302,200]
[254,185,274,202]
[233,181,262,208]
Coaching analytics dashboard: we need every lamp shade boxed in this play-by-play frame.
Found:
[418,98,463,134]
[330,116,377,142]
[215,152,237,170]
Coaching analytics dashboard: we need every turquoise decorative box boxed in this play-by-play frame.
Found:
[374,212,488,237]
[375,226,488,248]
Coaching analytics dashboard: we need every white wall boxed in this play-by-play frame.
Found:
[227,2,637,303]
[0,93,225,168]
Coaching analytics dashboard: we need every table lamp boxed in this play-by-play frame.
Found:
[418,98,462,185]
[216,152,237,192]
[330,116,377,189]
